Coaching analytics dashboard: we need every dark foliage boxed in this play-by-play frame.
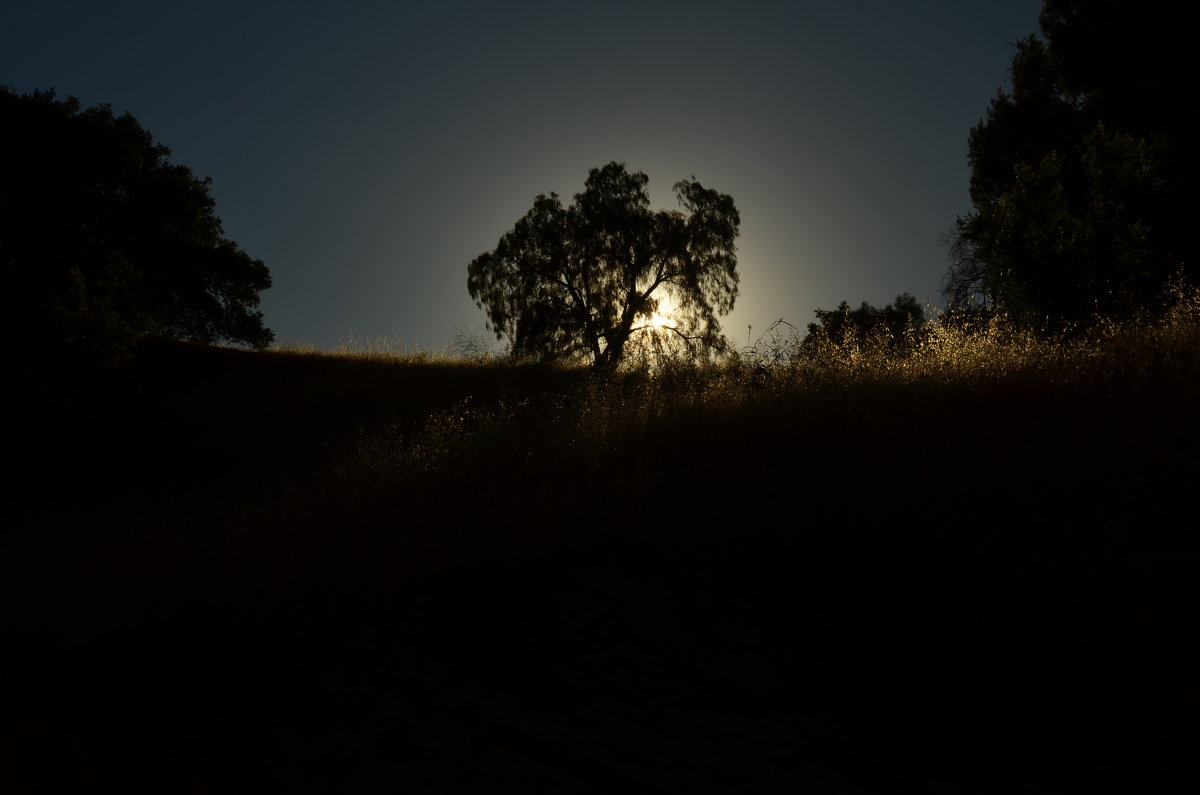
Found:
[803,293,927,351]
[1,87,273,379]
[468,162,739,369]
[945,0,1196,327]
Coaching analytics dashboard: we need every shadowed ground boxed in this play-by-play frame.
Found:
[5,340,1197,793]
[7,507,1194,793]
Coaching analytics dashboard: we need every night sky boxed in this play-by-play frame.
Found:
[4,1,1043,352]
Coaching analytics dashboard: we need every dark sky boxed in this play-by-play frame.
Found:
[4,0,1043,351]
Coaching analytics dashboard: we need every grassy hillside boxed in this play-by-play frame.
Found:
[5,300,1199,793]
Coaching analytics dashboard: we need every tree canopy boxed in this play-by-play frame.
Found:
[945,0,1195,328]
[468,162,739,369]
[1,87,273,373]
[803,293,927,352]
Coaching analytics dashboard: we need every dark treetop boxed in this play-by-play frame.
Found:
[945,0,1196,327]
[1,87,273,376]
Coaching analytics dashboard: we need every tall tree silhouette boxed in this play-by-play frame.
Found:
[945,0,1194,327]
[468,162,739,369]
[1,87,273,374]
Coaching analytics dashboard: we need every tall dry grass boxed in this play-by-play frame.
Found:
[294,283,1200,560]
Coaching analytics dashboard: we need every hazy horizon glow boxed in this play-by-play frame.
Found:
[2,0,1044,352]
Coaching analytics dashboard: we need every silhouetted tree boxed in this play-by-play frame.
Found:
[945,0,1195,328]
[803,293,927,351]
[1,87,273,374]
[468,162,739,369]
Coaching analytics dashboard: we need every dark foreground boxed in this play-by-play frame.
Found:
[7,506,1196,794]
[5,344,1198,793]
